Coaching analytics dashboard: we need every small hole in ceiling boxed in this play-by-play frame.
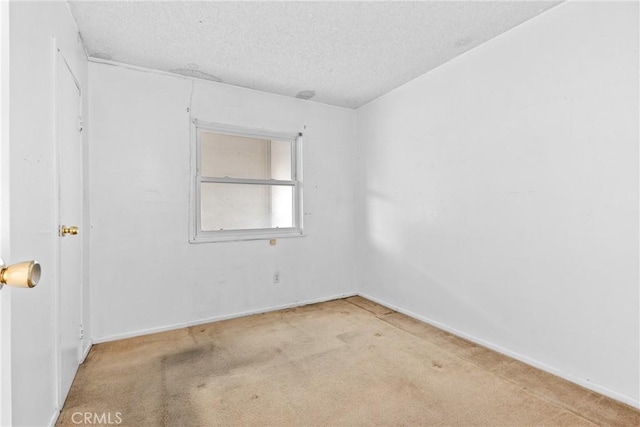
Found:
[296,90,316,100]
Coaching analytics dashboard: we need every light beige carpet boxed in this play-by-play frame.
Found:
[57,297,639,426]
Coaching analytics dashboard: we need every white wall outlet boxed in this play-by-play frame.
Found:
[273,272,280,284]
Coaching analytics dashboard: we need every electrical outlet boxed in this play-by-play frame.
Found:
[273,272,280,284]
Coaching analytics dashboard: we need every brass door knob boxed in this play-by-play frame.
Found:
[0,259,41,288]
[61,225,79,236]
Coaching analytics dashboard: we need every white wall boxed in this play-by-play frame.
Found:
[9,1,88,426]
[356,1,639,406]
[89,62,357,341]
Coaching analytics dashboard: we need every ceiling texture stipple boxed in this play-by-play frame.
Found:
[68,1,562,109]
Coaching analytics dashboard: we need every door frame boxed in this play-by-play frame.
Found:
[0,1,12,424]
[54,42,85,410]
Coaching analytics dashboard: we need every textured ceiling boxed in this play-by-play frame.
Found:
[68,1,562,108]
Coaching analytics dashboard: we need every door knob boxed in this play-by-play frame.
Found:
[61,225,79,236]
[0,259,41,289]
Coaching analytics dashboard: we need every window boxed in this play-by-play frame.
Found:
[191,120,303,242]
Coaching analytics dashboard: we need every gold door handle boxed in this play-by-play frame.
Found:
[0,259,41,288]
[61,225,79,236]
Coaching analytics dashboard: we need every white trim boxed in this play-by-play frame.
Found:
[48,408,60,427]
[90,290,639,409]
[54,44,85,410]
[192,119,300,141]
[358,292,640,410]
[87,57,355,112]
[93,292,356,344]
[188,117,197,244]
[52,36,62,413]
[295,132,304,231]
[190,229,305,244]
[80,339,92,364]
[201,177,296,186]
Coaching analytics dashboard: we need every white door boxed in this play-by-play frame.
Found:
[0,1,11,424]
[57,51,83,406]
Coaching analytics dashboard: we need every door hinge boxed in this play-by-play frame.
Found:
[78,118,84,133]
[79,325,84,339]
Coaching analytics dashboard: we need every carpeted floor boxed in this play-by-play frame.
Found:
[57,297,639,426]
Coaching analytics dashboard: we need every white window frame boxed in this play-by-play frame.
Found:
[190,119,304,243]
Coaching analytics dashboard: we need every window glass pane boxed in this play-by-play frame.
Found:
[271,185,294,228]
[200,131,292,180]
[200,183,294,231]
[270,139,293,181]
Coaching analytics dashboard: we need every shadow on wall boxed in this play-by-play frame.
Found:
[359,186,584,356]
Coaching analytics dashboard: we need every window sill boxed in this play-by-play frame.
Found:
[189,229,305,244]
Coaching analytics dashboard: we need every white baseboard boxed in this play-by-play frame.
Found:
[90,290,639,409]
[81,339,93,364]
[93,292,357,344]
[48,409,60,427]
[358,292,640,410]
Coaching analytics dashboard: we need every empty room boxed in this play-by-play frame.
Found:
[0,0,638,426]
